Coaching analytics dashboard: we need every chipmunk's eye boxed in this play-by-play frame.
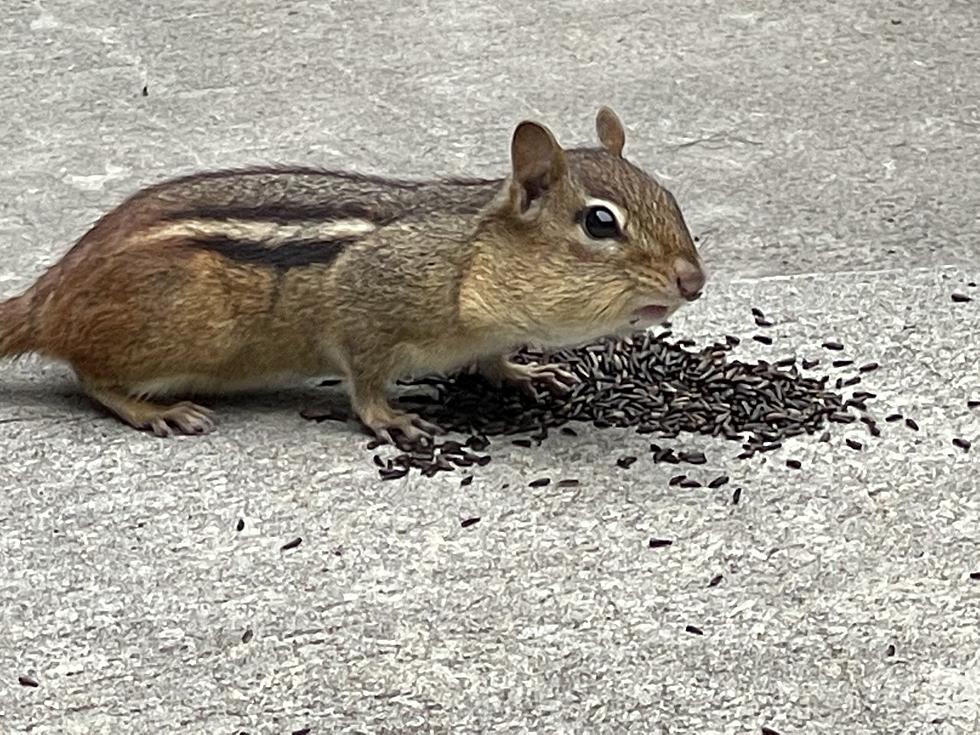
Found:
[581,205,621,240]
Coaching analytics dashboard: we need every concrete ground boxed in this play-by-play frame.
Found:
[1,1,978,733]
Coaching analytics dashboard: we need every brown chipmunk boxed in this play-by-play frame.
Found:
[0,106,706,443]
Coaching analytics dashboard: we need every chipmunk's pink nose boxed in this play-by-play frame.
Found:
[674,258,706,301]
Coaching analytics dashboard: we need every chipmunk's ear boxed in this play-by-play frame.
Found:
[595,106,626,157]
[510,120,567,213]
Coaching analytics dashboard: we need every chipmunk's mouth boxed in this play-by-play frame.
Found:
[628,305,669,325]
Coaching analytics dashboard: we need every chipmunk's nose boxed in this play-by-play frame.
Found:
[674,257,706,301]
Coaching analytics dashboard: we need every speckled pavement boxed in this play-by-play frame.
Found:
[1,2,978,733]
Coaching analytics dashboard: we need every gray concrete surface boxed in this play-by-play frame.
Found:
[1,1,978,733]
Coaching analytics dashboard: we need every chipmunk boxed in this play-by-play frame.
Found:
[0,106,706,443]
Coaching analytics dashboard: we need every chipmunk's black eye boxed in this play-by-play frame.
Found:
[581,205,621,240]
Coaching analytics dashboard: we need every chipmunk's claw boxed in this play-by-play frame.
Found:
[367,412,444,450]
[483,359,577,397]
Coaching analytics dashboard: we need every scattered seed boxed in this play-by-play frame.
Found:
[460,475,473,487]
[905,418,919,431]
[617,455,638,469]
[708,574,724,587]
[466,436,490,451]
[951,293,972,303]
[529,478,551,488]
[685,625,704,636]
[753,335,773,345]
[859,362,880,373]
[242,628,254,643]
[732,487,742,504]
[952,438,971,452]
[822,341,844,351]
[708,475,730,489]
[786,459,802,469]
[18,675,38,688]
[648,538,673,549]
[846,438,863,451]
[281,537,302,551]
[461,517,481,528]
[679,450,707,465]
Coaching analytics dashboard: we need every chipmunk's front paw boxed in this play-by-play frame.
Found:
[481,358,577,397]
[364,410,444,449]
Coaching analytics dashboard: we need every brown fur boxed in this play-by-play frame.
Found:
[0,106,705,441]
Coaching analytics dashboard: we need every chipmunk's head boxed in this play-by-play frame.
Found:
[477,106,706,346]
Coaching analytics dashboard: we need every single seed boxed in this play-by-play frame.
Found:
[461,517,481,528]
[968,400,980,409]
[685,625,704,635]
[761,728,783,735]
[679,450,707,465]
[708,574,724,587]
[732,487,742,504]
[281,537,302,551]
[529,478,551,488]
[556,479,580,488]
[952,438,971,452]
[617,455,638,469]
[648,538,673,549]
[846,438,863,451]
[18,675,39,688]
[679,479,702,488]
[885,643,895,657]
[669,474,687,486]
[970,572,980,581]
[832,359,854,368]
[561,427,578,436]
[885,413,903,422]
[786,459,802,469]
[859,362,880,373]
[823,341,844,351]
[753,335,773,345]
[511,438,532,448]
[801,358,820,369]
[905,418,919,431]
[708,475,730,489]
[460,475,474,487]
[235,518,245,532]
[951,293,972,303]
[242,628,254,643]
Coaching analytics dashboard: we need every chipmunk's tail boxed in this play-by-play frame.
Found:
[0,292,37,358]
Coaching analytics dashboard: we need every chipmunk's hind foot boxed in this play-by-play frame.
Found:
[82,380,216,437]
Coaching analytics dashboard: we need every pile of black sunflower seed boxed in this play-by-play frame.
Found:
[303,322,886,481]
